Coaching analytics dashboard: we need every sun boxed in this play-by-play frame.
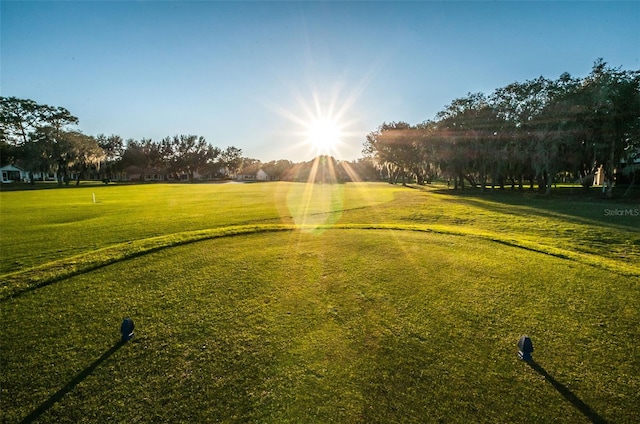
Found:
[263,79,370,160]
[305,116,344,155]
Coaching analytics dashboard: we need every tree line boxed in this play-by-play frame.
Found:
[363,59,640,197]
[0,97,250,185]
[1,97,380,185]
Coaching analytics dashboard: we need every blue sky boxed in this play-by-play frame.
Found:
[2,1,639,162]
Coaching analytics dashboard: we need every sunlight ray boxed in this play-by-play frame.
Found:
[340,161,364,183]
[260,63,380,162]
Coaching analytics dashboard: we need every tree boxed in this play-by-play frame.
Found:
[19,138,51,182]
[261,159,294,181]
[433,93,502,189]
[167,135,218,181]
[66,132,105,185]
[1,97,47,145]
[0,139,18,167]
[29,127,104,185]
[576,60,640,196]
[1,97,79,183]
[96,134,124,180]
[363,122,425,185]
[0,97,78,145]
[220,146,243,178]
[120,138,163,180]
[490,78,561,191]
[524,77,585,194]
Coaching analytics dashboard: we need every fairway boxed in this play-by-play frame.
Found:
[1,182,639,423]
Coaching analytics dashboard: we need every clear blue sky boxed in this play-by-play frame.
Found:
[2,1,639,162]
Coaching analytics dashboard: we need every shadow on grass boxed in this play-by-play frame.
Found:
[431,187,640,229]
[20,339,127,423]
[526,360,608,424]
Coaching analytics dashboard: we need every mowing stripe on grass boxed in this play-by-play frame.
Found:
[0,225,294,300]
[2,223,637,301]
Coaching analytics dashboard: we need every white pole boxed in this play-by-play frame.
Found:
[93,193,96,203]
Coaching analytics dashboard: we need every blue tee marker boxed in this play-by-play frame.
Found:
[120,318,135,342]
[517,335,534,361]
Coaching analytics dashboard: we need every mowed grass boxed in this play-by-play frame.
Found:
[1,182,639,423]
[0,182,400,275]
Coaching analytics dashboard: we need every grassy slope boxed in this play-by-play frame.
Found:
[1,182,639,422]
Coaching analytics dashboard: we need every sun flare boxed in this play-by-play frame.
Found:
[264,77,375,161]
[305,116,343,155]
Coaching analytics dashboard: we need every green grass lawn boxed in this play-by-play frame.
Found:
[1,182,639,423]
